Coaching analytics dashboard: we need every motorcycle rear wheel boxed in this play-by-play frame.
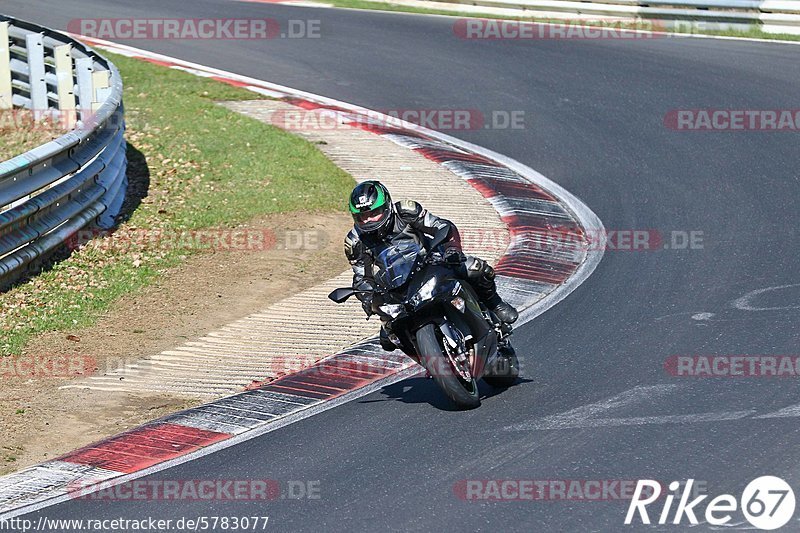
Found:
[483,342,520,389]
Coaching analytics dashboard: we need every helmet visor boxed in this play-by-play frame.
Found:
[354,204,390,231]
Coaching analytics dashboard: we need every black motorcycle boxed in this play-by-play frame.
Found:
[328,232,519,409]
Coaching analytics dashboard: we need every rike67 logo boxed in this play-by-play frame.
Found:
[625,476,795,530]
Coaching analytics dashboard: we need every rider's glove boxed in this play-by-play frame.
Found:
[361,296,374,317]
[443,246,464,266]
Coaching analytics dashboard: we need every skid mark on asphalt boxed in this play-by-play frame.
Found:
[504,385,762,431]
[755,402,800,419]
[733,283,800,312]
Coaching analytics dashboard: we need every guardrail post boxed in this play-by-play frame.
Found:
[54,44,77,129]
[25,32,47,120]
[91,70,110,112]
[76,56,94,122]
[0,22,11,109]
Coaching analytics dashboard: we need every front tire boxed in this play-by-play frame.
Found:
[416,324,480,409]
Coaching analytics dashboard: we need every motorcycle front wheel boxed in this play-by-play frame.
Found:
[416,323,480,409]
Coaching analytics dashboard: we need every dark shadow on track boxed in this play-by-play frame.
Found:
[359,376,533,410]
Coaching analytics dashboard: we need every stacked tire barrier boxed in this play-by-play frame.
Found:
[440,0,800,34]
[0,15,126,288]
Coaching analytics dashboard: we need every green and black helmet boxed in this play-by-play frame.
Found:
[349,180,394,237]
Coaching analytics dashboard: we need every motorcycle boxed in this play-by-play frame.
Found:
[328,230,519,409]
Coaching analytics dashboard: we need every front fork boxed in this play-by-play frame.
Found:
[438,321,474,382]
[432,309,512,381]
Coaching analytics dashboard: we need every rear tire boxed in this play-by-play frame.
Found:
[483,342,520,388]
[416,324,480,409]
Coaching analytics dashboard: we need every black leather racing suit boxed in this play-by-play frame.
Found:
[344,200,504,348]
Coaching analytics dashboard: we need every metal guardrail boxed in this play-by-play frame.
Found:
[0,14,126,288]
[438,0,800,34]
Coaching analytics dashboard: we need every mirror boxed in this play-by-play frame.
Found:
[328,287,356,303]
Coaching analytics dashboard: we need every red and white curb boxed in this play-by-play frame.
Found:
[0,37,604,519]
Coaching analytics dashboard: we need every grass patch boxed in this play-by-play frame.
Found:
[0,52,354,355]
[324,0,800,42]
[0,113,64,161]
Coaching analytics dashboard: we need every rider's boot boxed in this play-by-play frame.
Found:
[488,295,519,325]
[380,324,397,352]
[464,257,518,324]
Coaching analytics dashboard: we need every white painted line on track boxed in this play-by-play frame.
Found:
[504,384,762,431]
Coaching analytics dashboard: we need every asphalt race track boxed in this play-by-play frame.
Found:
[3,0,800,530]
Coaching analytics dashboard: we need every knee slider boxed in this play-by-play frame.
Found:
[464,257,484,279]
[482,262,495,280]
[466,257,494,279]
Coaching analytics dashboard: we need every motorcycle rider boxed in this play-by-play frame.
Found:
[344,180,518,352]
